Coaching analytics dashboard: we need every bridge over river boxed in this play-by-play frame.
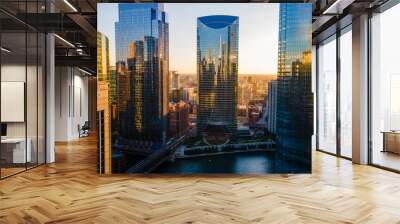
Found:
[125,135,186,173]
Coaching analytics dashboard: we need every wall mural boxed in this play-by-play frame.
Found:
[97,3,313,174]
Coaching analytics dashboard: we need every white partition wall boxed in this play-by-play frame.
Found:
[54,67,89,142]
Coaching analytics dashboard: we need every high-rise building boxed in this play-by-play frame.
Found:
[248,105,260,126]
[185,87,197,103]
[170,88,183,103]
[181,88,190,102]
[168,101,189,138]
[109,66,117,103]
[115,3,169,143]
[109,66,118,123]
[276,4,313,167]
[170,71,179,90]
[97,81,111,174]
[116,61,131,137]
[197,15,239,136]
[97,32,110,82]
[267,80,277,135]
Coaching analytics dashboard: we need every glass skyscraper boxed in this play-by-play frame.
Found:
[276,4,313,170]
[97,32,110,82]
[196,15,239,136]
[115,3,169,143]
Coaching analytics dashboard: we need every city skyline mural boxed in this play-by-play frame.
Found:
[97,3,313,174]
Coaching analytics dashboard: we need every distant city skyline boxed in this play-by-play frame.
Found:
[98,3,279,75]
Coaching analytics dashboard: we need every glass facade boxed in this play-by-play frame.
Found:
[370,3,400,171]
[114,3,169,143]
[314,1,400,171]
[317,35,337,155]
[196,15,239,136]
[97,32,110,82]
[0,1,46,179]
[339,27,352,158]
[315,25,352,159]
[276,3,313,170]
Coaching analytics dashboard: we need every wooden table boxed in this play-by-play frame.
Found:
[382,131,400,154]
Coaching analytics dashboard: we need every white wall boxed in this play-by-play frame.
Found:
[1,64,26,138]
[72,72,89,138]
[54,67,89,141]
[55,66,69,141]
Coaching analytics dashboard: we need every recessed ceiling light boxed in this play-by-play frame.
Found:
[78,67,93,76]
[322,0,355,15]
[1,47,11,53]
[54,34,75,48]
[63,0,78,12]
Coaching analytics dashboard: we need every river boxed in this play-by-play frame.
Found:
[154,151,310,174]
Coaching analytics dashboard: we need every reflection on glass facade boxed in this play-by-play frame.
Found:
[115,3,169,143]
[97,32,110,82]
[197,15,239,136]
[276,4,313,171]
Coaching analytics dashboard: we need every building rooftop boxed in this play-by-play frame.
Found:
[198,15,238,29]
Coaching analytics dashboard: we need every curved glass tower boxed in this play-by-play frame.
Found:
[197,15,239,137]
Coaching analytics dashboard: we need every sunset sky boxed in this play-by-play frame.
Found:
[98,3,279,75]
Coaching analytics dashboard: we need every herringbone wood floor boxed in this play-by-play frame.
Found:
[1,136,400,224]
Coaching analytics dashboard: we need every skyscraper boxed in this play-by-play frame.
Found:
[109,66,118,125]
[170,71,179,90]
[197,15,239,136]
[109,66,117,104]
[276,4,313,168]
[97,32,110,82]
[97,81,111,174]
[168,101,189,138]
[267,80,277,135]
[115,3,169,143]
[116,61,131,137]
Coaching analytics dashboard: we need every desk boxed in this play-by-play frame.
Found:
[382,131,400,154]
[1,138,31,164]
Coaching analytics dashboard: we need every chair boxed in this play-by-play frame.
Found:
[79,121,90,138]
